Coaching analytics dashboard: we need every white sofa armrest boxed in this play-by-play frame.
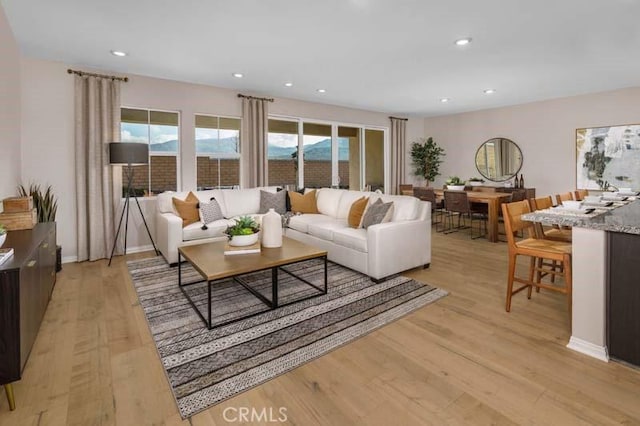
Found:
[156,212,183,264]
[367,219,431,280]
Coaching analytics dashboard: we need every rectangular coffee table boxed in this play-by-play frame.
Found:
[178,237,328,330]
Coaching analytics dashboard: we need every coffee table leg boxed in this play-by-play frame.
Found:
[324,255,328,294]
[272,267,279,308]
[208,280,212,329]
[178,252,182,287]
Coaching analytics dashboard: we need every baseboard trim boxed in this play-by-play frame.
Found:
[567,336,609,362]
[61,244,156,264]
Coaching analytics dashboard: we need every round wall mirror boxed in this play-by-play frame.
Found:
[475,138,523,182]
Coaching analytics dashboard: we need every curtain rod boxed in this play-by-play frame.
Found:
[67,68,129,82]
[237,93,274,102]
[389,116,408,121]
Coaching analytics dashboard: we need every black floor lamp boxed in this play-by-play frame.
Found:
[108,142,159,266]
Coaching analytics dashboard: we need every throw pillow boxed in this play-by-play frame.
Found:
[259,190,287,214]
[360,198,394,229]
[288,189,318,214]
[172,192,200,227]
[348,196,369,228]
[199,198,224,225]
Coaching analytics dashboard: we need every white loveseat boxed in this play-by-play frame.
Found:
[155,187,431,280]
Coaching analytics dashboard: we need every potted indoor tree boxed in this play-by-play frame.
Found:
[224,216,260,246]
[410,137,446,188]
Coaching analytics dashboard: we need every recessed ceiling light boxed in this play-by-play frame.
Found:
[454,38,472,46]
[110,50,127,57]
[484,88,496,94]
[440,98,450,103]
[284,82,293,87]
[232,73,244,78]
[317,88,326,93]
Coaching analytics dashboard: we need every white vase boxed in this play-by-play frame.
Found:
[261,208,283,248]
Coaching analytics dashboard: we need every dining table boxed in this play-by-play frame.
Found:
[433,189,512,242]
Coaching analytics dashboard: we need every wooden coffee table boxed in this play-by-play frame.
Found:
[178,237,328,330]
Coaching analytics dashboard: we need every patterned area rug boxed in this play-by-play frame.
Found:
[127,257,447,419]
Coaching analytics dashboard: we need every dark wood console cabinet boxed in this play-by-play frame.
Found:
[0,223,56,410]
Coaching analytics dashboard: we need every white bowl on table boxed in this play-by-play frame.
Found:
[446,185,466,191]
[562,200,582,210]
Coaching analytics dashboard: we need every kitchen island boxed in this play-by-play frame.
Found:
[523,200,640,367]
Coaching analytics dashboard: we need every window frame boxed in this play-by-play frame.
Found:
[267,114,389,192]
[194,112,242,190]
[120,106,182,196]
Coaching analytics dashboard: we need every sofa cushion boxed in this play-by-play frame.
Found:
[221,188,261,218]
[259,190,287,214]
[307,219,348,241]
[361,198,394,229]
[336,190,370,219]
[370,194,420,222]
[199,199,224,225]
[333,228,368,253]
[287,214,333,234]
[316,188,344,218]
[172,192,200,227]
[289,189,319,214]
[182,219,231,241]
[157,191,184,214]
[348,196,369,228]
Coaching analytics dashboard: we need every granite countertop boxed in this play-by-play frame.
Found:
[522,200,640,235]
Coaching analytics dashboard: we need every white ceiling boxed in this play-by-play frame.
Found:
[3,0,640,117]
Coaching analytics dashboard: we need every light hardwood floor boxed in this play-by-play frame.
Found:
[1,230,640,425]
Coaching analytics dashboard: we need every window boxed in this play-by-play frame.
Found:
[195,115,241,189]
[120,108,179,196]
[267,119,299,188]
[267,117,387,191]
[302,122,332,188]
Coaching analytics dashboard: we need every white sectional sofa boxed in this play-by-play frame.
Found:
[155,187,431,281]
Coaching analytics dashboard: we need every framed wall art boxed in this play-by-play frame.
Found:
[576,124,640,190]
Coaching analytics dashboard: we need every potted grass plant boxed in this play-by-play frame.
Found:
[18,184,61,271]
[224,216,260,246]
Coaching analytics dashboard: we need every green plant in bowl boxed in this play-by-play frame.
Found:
[224,216,260,240]
[0,224,6,236]
[446,176,466,186]
[468,177,484,183]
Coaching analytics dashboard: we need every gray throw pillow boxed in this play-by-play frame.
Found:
[360,198,394,229]
[199,198,224,225]
[259,190,287,214]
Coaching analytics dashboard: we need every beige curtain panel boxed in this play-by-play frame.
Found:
[390,117,407,195]
[241,97,269,188]
[74,75,121,261]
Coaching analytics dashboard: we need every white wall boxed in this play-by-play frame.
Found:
[20,57,424,261]
[423,87,640,196]
[0,4,21,205]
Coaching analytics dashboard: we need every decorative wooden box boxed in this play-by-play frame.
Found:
[0,209,38,231]
[2,197,33,213]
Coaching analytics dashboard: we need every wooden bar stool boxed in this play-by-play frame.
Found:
[502,200,573,325]
[574,189,588,201]
[529,196,572,242]
[555,192,574,205]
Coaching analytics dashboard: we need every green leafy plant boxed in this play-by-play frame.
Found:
[468,177,485,182]
[18,184,58,222]
[224,216,260,240]
[0,224,6,236]
[410,137,446,187]
[446,176,466,186]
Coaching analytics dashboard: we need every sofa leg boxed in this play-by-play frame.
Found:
[370,276,386,284]
[423,263,431,269]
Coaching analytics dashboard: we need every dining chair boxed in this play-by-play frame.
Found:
[443,191,487,239]
[574,189,588,201]
[399,184,413,195]
[529,196,572,242]
[502,200,573,324]
[555,192,574,205]
[413,187,444,229]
